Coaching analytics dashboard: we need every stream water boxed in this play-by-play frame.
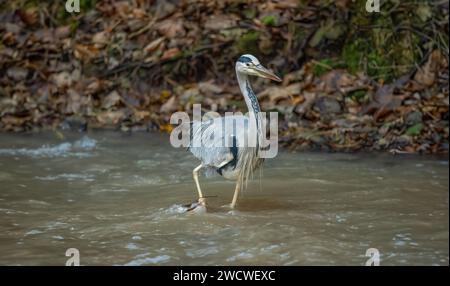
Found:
[0,131,448,265]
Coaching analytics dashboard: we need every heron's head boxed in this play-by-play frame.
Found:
[236,54,282,82]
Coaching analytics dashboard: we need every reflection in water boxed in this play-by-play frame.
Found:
[0,132,448,265]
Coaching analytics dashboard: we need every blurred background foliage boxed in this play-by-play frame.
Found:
[1,0,447,81]
[0,0,448,153]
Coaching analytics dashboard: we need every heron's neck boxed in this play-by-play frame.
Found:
[236,71,261,114]
[236,71,263,151]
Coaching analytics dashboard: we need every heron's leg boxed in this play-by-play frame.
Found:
[193,164,205,202]
[230,181,241,209]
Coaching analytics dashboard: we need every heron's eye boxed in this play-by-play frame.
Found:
[246,63,251,67]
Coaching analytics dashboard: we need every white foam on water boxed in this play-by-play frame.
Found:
[0,136,97,158]
[393,233,415,247]
[124,254,171,266]
[226,251,254,262]
[129,175,164,186]
[164,204,191,215]
[44,221,68,230]
[89,187,129,194]
[0,208,29,215]
[136,159,161,169]
[145,203,208,222]
[25,229,43,236]
[27,200,50,206]
[73,136,97,149]
[36,173,95,181]
[125,243,139,250]
[186,246,219,258]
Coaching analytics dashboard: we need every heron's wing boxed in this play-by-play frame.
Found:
[188,115,248,168]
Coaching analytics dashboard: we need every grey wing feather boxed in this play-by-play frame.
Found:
[188,115,248,168]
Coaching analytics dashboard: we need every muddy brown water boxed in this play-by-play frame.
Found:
[0,131,448,265]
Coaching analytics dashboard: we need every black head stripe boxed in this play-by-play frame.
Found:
[237,56,252,63]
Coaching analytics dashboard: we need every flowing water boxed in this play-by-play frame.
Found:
[0,131,448,266]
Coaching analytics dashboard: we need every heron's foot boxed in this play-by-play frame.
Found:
[183,198,207,214]
[220,203,236,210]
[219,204,239,215]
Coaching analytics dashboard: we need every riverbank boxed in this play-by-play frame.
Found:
[0,1,448,154]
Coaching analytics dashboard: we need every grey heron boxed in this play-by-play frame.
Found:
[187,54,281,211]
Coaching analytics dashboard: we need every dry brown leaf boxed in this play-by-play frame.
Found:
[92,31,110,48]
[2,31,16,45]
[55,26,71,39]
[160,96,178,113]
[74,44,100,62]
[113,1,132,19]
[96,110,125,125]
[65,89,81,114]
[295,92,316,114]
[161,48,180,60]
[335,0,352,9]
[134,110,150,121]
[102,91,122,109]
[414,50,444,86]
[18,8,38,26]
[259,83,301,103]
[51,71,72,88]
[155,19,185,38]
[273,0,299,9]
[199,81,224,95]
[7,67,28,81]
[318,70,355,94]
[204,14,237,30]
[86,79,104,94]
[144,37,165,54]
[1,115,30,126]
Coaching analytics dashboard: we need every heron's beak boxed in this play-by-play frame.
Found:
[253,65,282,82]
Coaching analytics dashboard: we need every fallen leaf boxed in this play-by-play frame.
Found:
[144,37,165,54]
[134,110,150,121]
[7,67,28,81]
[92,31,110,48]
[160,96,178,113]
[414,50,443,86]
[199,81,224,95]
[318,70,355,94]
[295,92,316,115]
[259,83,301,103]
[155,19,185,38]
[51,71,72,88]
[161,48,180,60]
[1,115,31,126]
[96,110,125,125]
[65,89,82,114]
[18,8,38,26]
[102,91,122,109]
[74,44,100,62]
[314,96,342,115]
[204,14,237,30]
